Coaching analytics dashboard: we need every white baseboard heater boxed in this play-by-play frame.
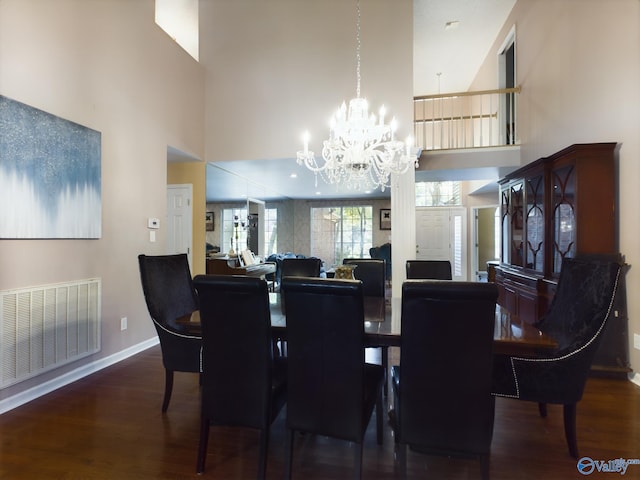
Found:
[1,278,101,389]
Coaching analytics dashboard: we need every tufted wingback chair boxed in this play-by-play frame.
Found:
[138,253,202,412]
[492,254,625,458]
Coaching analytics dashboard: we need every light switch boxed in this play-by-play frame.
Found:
[150,230,156,242]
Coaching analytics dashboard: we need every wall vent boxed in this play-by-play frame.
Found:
[1,278,101,389]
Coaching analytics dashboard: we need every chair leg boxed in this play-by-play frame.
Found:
[354,442,363,480]
[376,390,384,445]
[381,347,389,399]
[257,427,268,480]
[538,402,547,417]
[162,369,174,413]
[479,453,490,480]
[196,417,210,474]
[284,429,294,480]
[563,403,579,458]
[394,442,408,480]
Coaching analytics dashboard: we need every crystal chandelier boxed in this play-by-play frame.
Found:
[296,0,419,192]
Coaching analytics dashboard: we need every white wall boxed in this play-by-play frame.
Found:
[471,0,640,374]
[199,0,414,163]
[0,0,205,402]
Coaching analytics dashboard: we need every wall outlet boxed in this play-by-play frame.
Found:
[634,333,640,351]
[120,317,128,331]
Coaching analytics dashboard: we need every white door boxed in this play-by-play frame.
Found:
[415,207,467,281]
[167,184,193,268]
[416,208,449,260]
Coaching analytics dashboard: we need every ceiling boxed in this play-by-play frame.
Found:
[168,0,518,202]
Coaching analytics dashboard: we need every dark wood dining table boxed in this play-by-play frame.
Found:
[179,292,558,358]
[268,293,558,357]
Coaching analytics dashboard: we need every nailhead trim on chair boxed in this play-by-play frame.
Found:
[494,268,621,400]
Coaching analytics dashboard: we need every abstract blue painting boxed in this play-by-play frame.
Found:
[0,96,101,238]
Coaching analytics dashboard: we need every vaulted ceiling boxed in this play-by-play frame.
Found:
[170,0,518,201]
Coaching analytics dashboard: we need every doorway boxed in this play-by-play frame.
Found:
[415,207,467,281]
[167,184,193,269]
[472,206,499,282]
[498,25,516,144]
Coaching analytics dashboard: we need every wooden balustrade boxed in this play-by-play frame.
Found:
[414,87,521,151]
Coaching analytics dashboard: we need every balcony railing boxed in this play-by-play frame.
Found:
[413,87,520,151]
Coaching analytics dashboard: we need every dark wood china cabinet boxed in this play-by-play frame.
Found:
[495,143,628,376]
[496,143,617,324]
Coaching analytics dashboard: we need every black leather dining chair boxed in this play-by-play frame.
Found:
[391,280,498,480]
[342,258,386,296]
[492,255,624,458]
[279,257,322,314]
[280,257,321,278]
[281,277,384,480]
[343,258,389,395]
[137,253,201,413]
[193,275,287,479]
[405,259,453,280]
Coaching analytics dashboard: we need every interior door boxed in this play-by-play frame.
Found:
[167,184,193,269]
[416,207,467,281]
[416,208,449,260]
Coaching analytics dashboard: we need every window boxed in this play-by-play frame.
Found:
[264,208,278,256]
[415,181,461,207]
[310,206,373,267]
[155,0,199,61]
[222,207,277,256]
[222,208,247,254]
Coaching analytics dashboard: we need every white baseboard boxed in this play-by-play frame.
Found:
[629,372,640,388]
[0,337,159,415]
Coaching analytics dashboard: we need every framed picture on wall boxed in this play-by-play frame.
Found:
[380,209,391,230]
[206,211,214,231]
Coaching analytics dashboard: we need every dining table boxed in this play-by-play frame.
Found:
[177,292,558,358]
[268,293,558,358]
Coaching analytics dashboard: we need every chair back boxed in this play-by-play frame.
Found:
[280,257,321,278]
[518,255,624,403]
[398,280,498,455]
[537,255,622,355]
[138,253,198,329]
[279,258,322,313]
[369,243,392,278]
[282,277,367,442]
[193,275,281,429]
[405,260,452,280]
[343,258,386,297]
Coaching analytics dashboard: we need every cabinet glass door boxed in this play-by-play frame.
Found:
[552,165,576,273]
[525,174,544,271]
[502,182,524,267]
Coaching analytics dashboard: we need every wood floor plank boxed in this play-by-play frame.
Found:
[0,345,639,479]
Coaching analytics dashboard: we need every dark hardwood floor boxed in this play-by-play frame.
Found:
[1,345,639,479]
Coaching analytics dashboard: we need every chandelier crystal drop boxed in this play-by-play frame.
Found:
[296,0,419,192]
